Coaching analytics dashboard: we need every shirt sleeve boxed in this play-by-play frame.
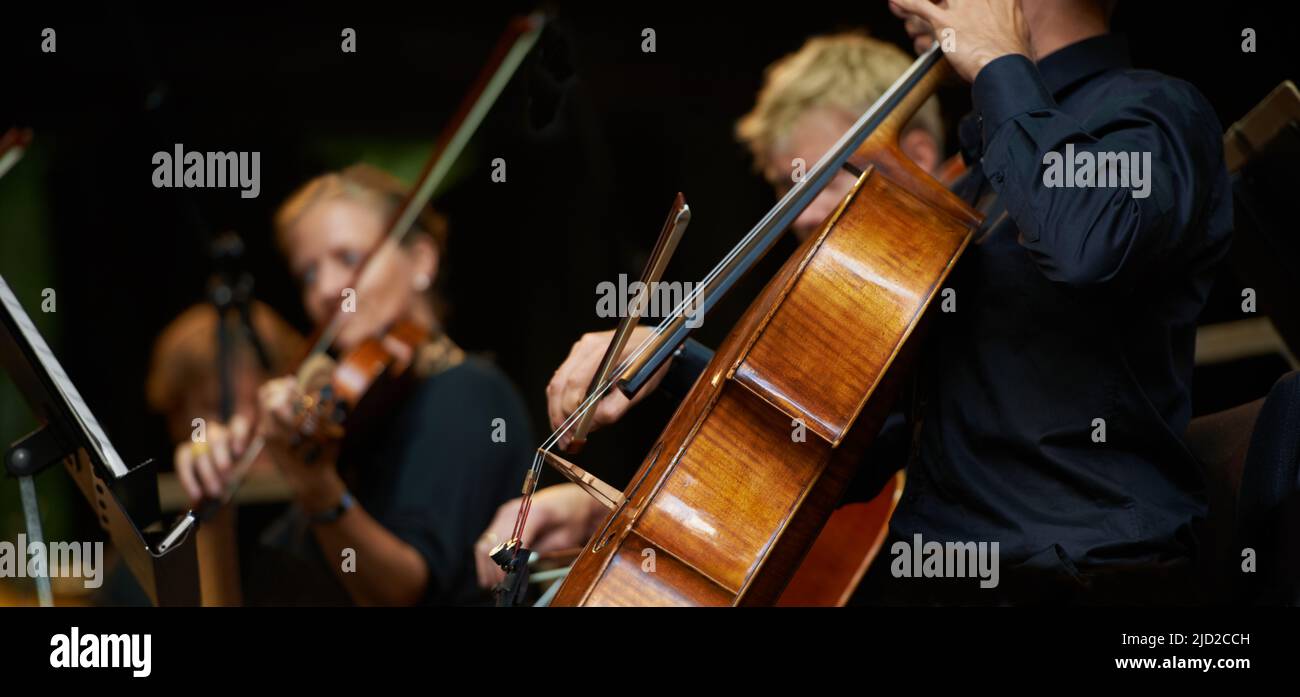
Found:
[972,54,1227,290]
[376,362,532,604]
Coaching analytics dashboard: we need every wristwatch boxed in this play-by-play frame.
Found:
[307,490,354,525]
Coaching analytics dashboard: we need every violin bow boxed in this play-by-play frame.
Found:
[306,13,548,359]
[179,13,548,527]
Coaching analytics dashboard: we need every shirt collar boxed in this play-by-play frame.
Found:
[1035,32,1131,99]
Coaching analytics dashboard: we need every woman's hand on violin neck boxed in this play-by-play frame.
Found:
[546,326,668,450]
[175,414,251,504]
[889,0,1032,82]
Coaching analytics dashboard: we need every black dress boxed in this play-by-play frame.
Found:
[246,354,534,606]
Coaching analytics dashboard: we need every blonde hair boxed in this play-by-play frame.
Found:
[736,32,944,182]
[273,163,448,257]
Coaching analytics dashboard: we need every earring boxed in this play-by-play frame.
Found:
[413,275,430,291]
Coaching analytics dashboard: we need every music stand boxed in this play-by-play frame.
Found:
[0,274,199,606]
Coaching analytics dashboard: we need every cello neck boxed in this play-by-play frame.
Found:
[863,50,951,151]
[617,46,949,396]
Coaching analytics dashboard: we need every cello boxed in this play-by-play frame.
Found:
[498,45,982,605]
[777,150,970,606]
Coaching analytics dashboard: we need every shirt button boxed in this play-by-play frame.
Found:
[990,172,1005,184]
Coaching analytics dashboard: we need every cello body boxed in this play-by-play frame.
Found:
[552,58,982,606]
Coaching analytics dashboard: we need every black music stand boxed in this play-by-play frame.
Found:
[0,274,199,606]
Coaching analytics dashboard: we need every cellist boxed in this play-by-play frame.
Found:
[499,0,1233,604]
[475,30,949,589]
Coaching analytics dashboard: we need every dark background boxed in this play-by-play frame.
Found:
[1,2,1297,542]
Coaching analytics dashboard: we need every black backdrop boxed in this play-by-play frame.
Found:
[1,2,1297,496]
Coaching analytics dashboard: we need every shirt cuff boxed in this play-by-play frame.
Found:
[972,53,1056,148]
[659,338,713,402]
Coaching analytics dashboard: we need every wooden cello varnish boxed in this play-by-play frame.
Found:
[552,54,982,606]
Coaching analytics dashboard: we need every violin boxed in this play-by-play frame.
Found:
[175,14,547,529]
[499,45,983,605]
[289,319,429,450]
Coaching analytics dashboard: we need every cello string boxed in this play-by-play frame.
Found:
[509,224,770,540]
[535,43,945,454]
[511,44,944,541]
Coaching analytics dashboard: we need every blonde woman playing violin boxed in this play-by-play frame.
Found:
[173,164,533,606]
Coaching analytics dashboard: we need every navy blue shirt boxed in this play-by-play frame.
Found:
[883,33,1233,597]
[667,34,1233,601]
